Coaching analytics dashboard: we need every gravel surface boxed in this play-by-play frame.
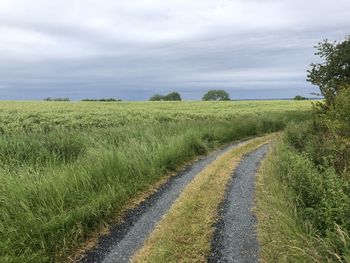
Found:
[79,141,245,263]
[209,144,270,263]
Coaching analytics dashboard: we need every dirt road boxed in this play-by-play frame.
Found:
[79,141,246,263]
[209,144,269,263]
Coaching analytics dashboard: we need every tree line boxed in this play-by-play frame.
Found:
[43,97,122,102]
[149,89,231,101]
[43,90,310,102]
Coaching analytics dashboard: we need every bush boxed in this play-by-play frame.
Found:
[326,87,350,137]
[257,141,350,262]
[285,88,350,173]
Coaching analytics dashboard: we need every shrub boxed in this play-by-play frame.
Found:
[257,141,350,262]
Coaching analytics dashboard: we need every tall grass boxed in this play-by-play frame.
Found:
[0,111,309,262]
[256,132,350,262]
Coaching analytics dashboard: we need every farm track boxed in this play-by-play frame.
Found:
[209,144,270,263]
[79,140,246,263]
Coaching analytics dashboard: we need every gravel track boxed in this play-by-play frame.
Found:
[209,144,270,263]
[79,141,245,263]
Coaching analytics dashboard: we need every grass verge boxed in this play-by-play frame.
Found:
[132,135,274,263]
[255,138,350,262]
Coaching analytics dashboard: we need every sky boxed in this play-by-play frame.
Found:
[0,0,349,100]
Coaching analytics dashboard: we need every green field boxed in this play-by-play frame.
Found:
[0,100,312,133]
[0,100,312,262]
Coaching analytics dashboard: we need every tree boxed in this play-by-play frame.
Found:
[163,92,181,101]
[149,92,182,101]
[202,90,230,101]
[43,97,70,101]
[307,37,350,108]
[304,36,350,172]
[293,95,307,100]
[82,98,122,102]
[149,94,164,101]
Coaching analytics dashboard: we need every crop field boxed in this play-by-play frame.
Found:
[0,100,312,262]
[0,100,312,133]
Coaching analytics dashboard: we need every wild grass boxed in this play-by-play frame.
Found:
[133,135,274,263]
[255,137,350,262]
[0,101,311,262]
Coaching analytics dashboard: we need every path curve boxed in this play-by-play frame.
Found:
[79,141,246,263]
[209,144,270,263]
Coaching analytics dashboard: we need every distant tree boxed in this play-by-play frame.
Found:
[82,98,122,102]
[307,36,350,108]
[163,92,181,101]
[149,92,182,101]
[293,95,307,100]
[54,98,70,101]
[149,94,164,101]
[202,90,230,101]
[44,97,70,101]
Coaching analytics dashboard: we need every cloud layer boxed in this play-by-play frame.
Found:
[0,0,349,100]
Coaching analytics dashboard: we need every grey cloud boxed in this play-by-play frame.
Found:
[0,0,349,100]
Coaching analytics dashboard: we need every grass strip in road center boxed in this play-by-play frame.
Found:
[132,134,275,263]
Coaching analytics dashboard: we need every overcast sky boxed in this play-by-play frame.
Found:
[0,0,349,100]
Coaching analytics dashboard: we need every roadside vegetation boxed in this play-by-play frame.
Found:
[133,135,274,263]
[256,36,350,262]
[0,100,311,262]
